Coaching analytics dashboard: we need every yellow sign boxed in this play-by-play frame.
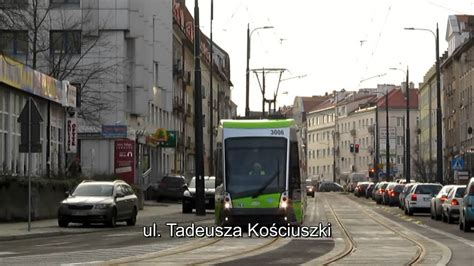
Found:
[153,128,168,142]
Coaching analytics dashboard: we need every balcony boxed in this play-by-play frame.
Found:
[183,71,191,85]
[173,61,183,78]
[368,125,374,134]
[173,97,184,113]
[185,104,192,117]
[350,129,356,136]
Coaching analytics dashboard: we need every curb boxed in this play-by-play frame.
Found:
[0,228,115,241]
[0,212,212,242]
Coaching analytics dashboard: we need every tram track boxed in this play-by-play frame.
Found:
[322,194,426,265]
[106,233,282,265]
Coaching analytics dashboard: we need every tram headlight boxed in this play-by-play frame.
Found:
[279,191,289,209]
[224,192,232,209]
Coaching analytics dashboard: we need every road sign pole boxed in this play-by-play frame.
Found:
[28,97,31,232]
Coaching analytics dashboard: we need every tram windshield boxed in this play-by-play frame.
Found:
[225,137,287,198]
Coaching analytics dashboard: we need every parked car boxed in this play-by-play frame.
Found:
[430,185,455,220]
[383,183,405,206]
[156,175,187,201]
[441,185,466,224]
[365,183,375,199]
[305,179,316,197]
[355,182,371,197]
[399,183,416,210]
[182,176,215,213]
[57,180,138,228]
[319,182,343,192]
[372,182,383,201]
[404,183,442,216]
[459,177,474,232]
[374,182,389,204]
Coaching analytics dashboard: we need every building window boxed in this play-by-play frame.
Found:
[0,0,28,8]
[154,61,159,88]
[50,30,81,54]
[0,30,28,55]
[397,117,404,127]
[50,0,80,6]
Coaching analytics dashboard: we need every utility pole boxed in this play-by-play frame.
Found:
[435,24,443,184]
[209,0,214,176]
[375,105,380,182]
[194,0,205,216]
[386,92,390,181]
[245,24,250,117]
[405,68,411,183]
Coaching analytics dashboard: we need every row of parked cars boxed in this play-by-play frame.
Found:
[353,177,474,232]
[148,174,216,213]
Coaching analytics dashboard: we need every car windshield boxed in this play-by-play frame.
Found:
[189,178,215,189]
[394,185,404,193]
[225,137,287,198]
[415,185,442,195]
[72,184,114,197]
[455,187,466,197]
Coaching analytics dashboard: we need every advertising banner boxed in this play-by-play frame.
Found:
[114,139,135,184]
[66,116,77,153]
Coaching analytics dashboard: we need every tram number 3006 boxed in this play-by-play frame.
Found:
[270,129,285,136]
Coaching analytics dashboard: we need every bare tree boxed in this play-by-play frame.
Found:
[0,0,123,124]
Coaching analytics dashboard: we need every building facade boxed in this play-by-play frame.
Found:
[442,15,474,180]
[0,55,76,176]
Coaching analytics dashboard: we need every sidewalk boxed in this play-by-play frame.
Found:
[0,201,180,241]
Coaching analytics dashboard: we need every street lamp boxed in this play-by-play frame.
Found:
[245,24,274,117]
[389,66,411,183]
[405,24,442,184]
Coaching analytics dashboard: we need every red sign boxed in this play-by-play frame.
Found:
[114,139,135,184]
[66,116,77,153]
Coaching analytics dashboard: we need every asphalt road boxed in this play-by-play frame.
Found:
[1,194,473,265]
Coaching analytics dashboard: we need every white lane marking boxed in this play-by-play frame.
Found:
[0,252,18,256]
[34,241,70,247]
[105,232,140,237]
[416,223,474,248]
[61,261,104,266]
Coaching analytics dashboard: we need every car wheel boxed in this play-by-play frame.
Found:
[58,220,69,228]
[182,202,192,213]
[464,220,471,232]
[311,193,315,198]
[442,211,447,223]
[127,207,137,226]
[447,211,453,224]
[108,208,117,228]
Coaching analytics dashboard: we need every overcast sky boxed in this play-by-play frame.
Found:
[185,0,474,115]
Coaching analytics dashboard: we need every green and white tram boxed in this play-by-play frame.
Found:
[214,119,307,226]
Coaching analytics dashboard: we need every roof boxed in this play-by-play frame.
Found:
[301,96,330,112]
[375,88,418,109]
[222,119,295,129]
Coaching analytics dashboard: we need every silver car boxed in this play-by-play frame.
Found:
[58,180,138,227]
[430,185,455,220]
[441,185,466,224]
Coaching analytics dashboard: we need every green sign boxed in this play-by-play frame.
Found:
[158,131,177,148]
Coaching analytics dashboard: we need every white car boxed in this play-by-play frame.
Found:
[430,185,455,220]
[441,185,466,224]
[405,183,443,216]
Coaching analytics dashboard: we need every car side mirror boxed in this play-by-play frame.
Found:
[115,192,125,198]
[65,191,70,197]
[182,184,188,190]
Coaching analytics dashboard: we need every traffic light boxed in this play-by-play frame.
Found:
[355,144,359,153]
[350,144,354,153]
